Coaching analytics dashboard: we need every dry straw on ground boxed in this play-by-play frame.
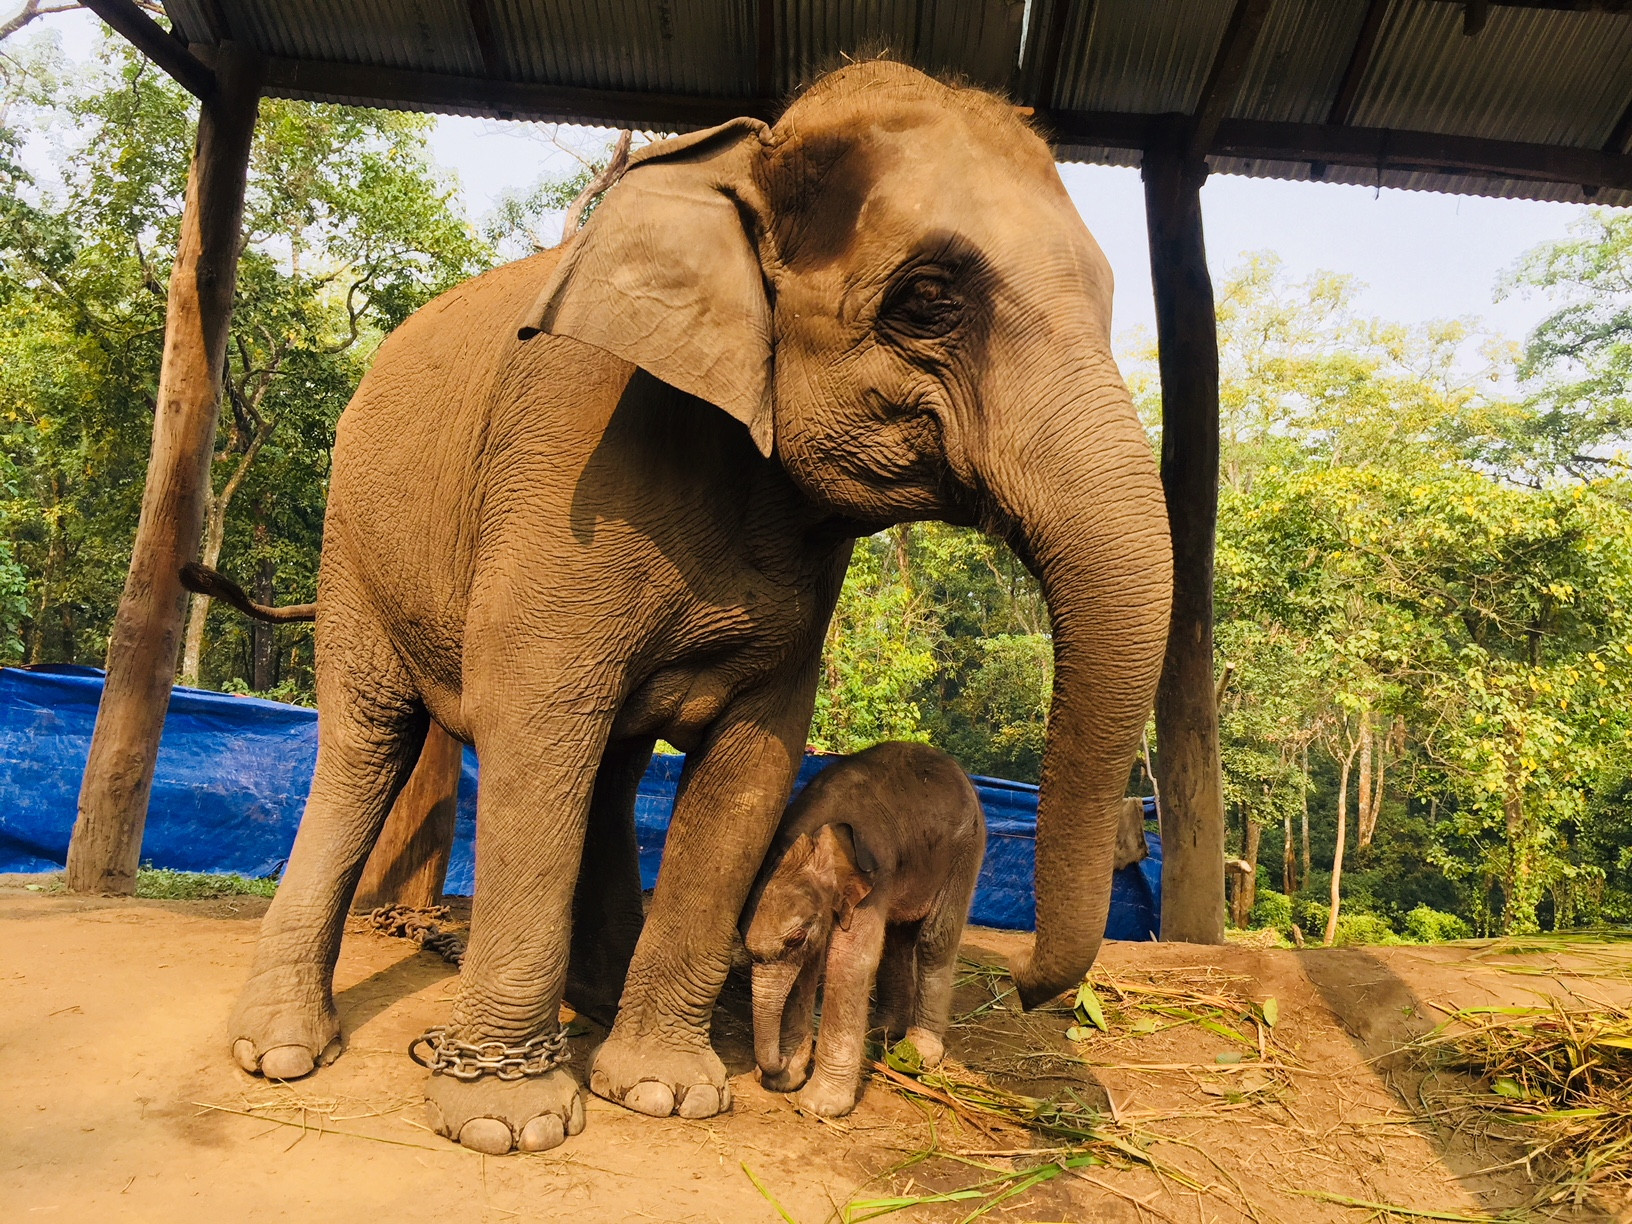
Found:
[1407,1001,1632,1210]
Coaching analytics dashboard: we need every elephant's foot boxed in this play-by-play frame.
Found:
[794,1074,860,1118]
[905,1026,945,1068]
[425,1069,585,1155]
[758,1034,814,1093]
[228,963,343,1080]
[589,1031,731,1118]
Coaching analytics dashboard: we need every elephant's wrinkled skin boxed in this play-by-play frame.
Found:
[227,61,1172,1153]
[744,742,985,1117]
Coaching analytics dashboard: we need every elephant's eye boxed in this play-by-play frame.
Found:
[784,928,808,949]
[881,269,963,340]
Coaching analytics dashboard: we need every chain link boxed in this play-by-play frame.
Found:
[364,904,466,966]
[408,1025,571,1081]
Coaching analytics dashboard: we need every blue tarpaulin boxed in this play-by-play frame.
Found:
[0,665,1160,937]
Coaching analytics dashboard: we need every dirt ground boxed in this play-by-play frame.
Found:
[4,877,1630,1223]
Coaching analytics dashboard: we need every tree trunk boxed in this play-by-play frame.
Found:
[178,416,274,687]
[1233,816,1261,928]
[251,550,275,691]
[67,47,262,895]
[353,724,463,910]
[1300,743,1311,881]
[179,485,219,687]
[28,471,62,665]
[1282,803,1296,895]
[1145,140,1225,945]
[1324,739,1359,946]
[1356,709,1374,847]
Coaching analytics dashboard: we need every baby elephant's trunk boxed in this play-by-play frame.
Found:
[750,960,802,1073]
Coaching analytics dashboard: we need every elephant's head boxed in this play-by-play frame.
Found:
[741,823,872,1076]
[525,60,1172,1005]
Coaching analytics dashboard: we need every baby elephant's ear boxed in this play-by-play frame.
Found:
[821,824,874,931]
[518,118,776,456]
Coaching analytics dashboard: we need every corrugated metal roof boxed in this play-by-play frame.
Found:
[161,0,1632,206]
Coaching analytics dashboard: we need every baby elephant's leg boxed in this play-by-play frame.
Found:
[795,909,885,1118]
[908,864,981,1068]
[873,922,919,1042]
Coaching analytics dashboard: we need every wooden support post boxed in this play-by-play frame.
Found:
[66,46,262,894]
[353,724,463,911]
[1143,140,1227,945]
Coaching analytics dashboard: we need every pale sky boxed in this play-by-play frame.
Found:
[26,9,1623,358]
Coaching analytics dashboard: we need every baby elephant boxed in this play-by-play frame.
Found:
[742,741,985,1117]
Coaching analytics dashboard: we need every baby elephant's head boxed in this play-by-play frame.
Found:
[744,824,873,967]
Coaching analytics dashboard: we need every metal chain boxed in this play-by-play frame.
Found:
[364,904,466,966]
[408,1025,571,1081]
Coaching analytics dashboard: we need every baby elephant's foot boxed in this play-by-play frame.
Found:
[794,1075,859,1118]
[228,964,343,1080]
[905,1027,945,1068]
[589,1031,731,1119]
[759,1035,814,1094]
[425,1069,585,1155]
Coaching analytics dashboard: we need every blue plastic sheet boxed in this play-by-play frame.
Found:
[0,665,1160,937]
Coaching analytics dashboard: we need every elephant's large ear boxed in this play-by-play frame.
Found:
[518,118,776,456]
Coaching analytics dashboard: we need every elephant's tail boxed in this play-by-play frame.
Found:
[180,563,317,623]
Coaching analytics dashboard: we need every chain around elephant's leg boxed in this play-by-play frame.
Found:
[423,705,608,1153]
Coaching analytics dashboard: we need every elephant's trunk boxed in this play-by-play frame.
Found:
[751,959,802,1072]
[988,363,1172,1008]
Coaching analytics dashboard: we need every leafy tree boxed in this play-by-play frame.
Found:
[1501,210,1632,478]
[1,34,487,697]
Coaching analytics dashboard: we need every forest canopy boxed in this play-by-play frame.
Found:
[4,33,1631,940]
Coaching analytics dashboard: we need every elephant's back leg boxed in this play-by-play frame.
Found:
[567,735,657,1026]
[228,577,430,1080]
[906,799,986,1067]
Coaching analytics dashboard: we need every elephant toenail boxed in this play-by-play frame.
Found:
[588,1069,612,1100]
[518,1114,565,1152]
[259,1045,316,1080]
[624,1081,676,1117]
[458,1117,515,1155]
[425,1100,450,1138]
[566,1094,585,1136]
[677,1085,720,1119]
[317,1036,343,1066]
[232,1039,258,1073]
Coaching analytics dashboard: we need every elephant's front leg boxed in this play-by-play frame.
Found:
[796,907,886,1117]
[420,713,608,1155]
[591,684,813,1118]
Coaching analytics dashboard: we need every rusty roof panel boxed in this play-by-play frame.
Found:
[159,0,1632,206]
[485,0,755,95]
[1055,0,1236,115]
[1352,1,1632,147]
[223,0,484,77]
[1231,0,1368,125]
[774,0,1023,96]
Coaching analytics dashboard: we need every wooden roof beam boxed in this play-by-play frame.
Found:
[464,0,504,79]
[81,0,216,100]
[1327,0,1390,127]
[1053,109,1632,192]
[1605,91,1632,157]
[1185,0,1274,161]
[756,0,776,101]
[1029,0,1084,115]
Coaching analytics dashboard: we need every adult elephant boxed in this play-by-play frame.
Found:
[227,59,1172,1155]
